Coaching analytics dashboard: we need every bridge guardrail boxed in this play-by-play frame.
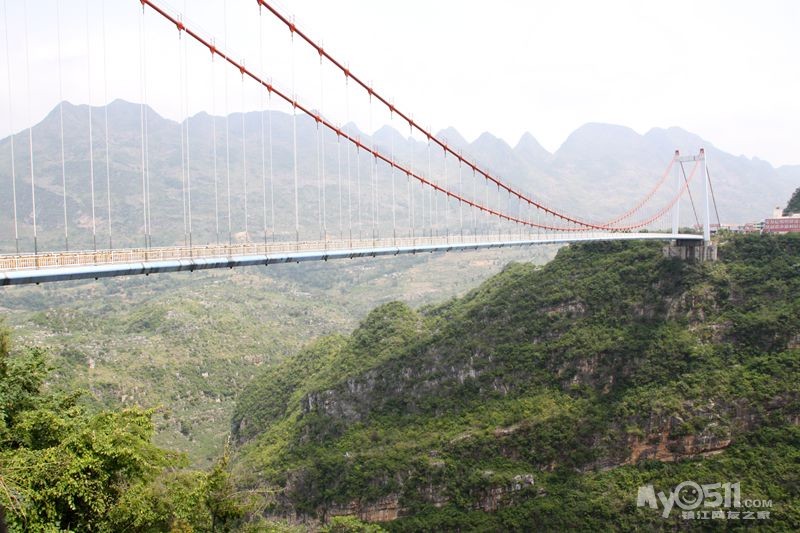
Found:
[0,232,684,273]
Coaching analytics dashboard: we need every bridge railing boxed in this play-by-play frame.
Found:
[0,232,583,272]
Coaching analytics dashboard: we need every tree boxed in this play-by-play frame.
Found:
[205,442,246,532]
[0,321,180,531]
[105,440,250,532]
[320,516,386,533]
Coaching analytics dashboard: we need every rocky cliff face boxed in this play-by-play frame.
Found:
[233,236,800,529]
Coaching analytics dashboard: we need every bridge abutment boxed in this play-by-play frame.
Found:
[662,239,717,261]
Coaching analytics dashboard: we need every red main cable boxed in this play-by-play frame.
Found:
[253,0,610,230]
[624,159,700,231]
[140,0,686,233]
[603,155,677,226]
[254,0,685,231]
[139,0,592,232]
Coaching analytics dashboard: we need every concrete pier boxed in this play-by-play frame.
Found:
[663,239,717,261]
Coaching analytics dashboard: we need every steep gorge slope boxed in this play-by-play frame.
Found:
[1,245,554,466]
[233,235,800,530]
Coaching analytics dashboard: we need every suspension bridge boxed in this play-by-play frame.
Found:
[0,1,714,287]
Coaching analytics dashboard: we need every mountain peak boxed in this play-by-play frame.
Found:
[568,122,641,140]
[372,124,407,150]
[435,127,468,150]
[472,131,510,148]
[555,122,645,160]
[514,132,551,165]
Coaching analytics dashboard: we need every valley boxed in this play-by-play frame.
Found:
[0,11,797,526]
[1,245,556,466]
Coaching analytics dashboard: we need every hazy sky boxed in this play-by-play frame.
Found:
[2,0,799,166]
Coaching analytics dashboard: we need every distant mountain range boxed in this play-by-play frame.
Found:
[0,100,797,252]
[429,121,798,225]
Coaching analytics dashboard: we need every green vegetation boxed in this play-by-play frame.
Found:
[2,234,798,530]
[785,186,800,215]
[1,246,552,467]
[0,322,263,531]
[233,234,800,530]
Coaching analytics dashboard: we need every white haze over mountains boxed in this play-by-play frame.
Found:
[1,1,798,169]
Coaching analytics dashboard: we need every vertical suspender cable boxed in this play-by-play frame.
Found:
[390,112,396,241]
[537,207,540,239]
[373,129,378,239]
[458,159,463,238]
[211,51,220,244]
[509,190,513,237]
[185,28,192,250]
[356,140,362,238]
[367,96,372,237]
[178,24,187,247]
[407,171,412,240]
[291,29,299,243]
[369,96,376,238]
[335,74,343,239]
[433,150,439,235]
[259,8,267,244]
[352,86,362,238]
[526,201,531,238]
[241,74,248,242]
[23,2,37,255]
[139,4,153,248]
[319,53,326,240]
[144,99,151,247]
[337,132,342,239]
[223,1,232,246]
[143,9,152,247]
[427,137,432,236]
[671,151,680,234]
[472,168,477,237]
[56,0,69,250]
[268,90,275,241]
[496,186,501,237]
[139,4,148,248]
[3,0,19,253]
[224,5,232,246]
[442,146,448,237]
[102,0,112,249]
[523,199,527,237]
[346,139,352,245]
[419,140,425,235]
[498,189,503,236]
[321,73,327,240]
[373,152,378,240]
[408,124,414,239]
[86,0,97,252]
[180,4,193,251]
[345,77,352,244]
[484,176,489,237]
[315,110,321,237]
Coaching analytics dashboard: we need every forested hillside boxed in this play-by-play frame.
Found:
[1,246,551,467]
[233,235,800,530]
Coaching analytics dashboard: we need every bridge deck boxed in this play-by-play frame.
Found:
[0,232,701,286]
